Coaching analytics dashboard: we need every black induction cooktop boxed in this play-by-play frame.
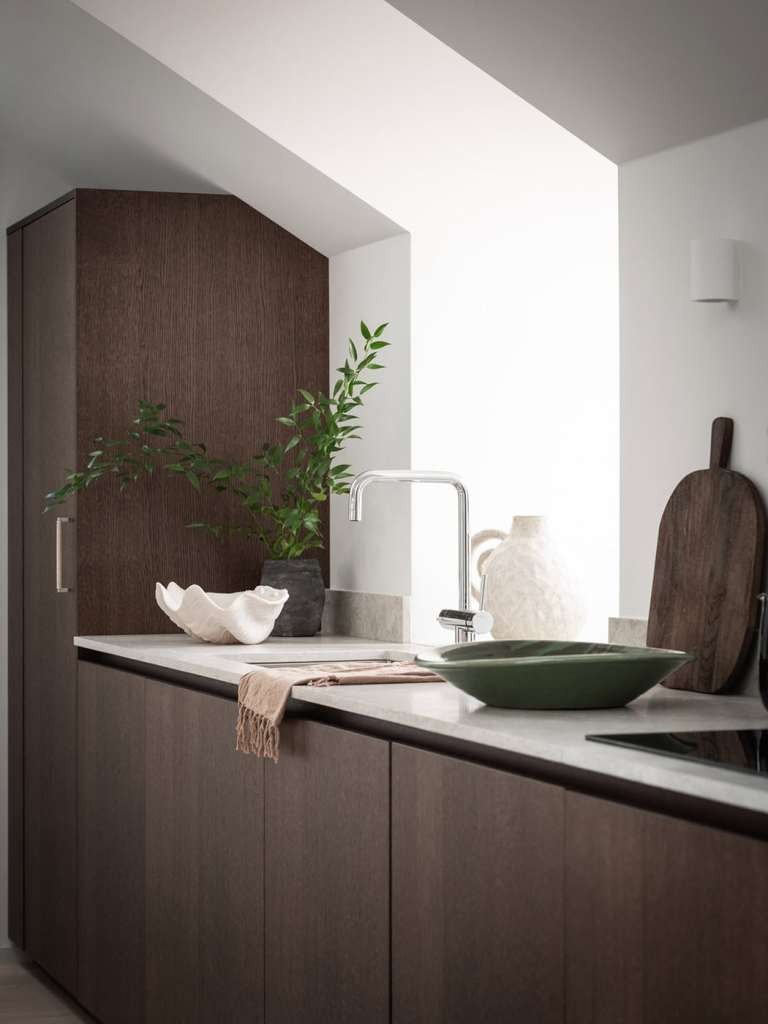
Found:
[587,729,768,778]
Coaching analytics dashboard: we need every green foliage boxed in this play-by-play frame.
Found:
[44,321,390,560]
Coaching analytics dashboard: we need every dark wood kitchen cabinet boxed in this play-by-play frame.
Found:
[76,660,265,1024]
[566,791,768,1022]
[565,792,644,1024]
[7,188,328,974]
[25,650,768,1023]
[78,661,146,1024]
[144,677,265,1024]
[265,719,390,1024]
[391,743,566,1024]
[18,201,78,988]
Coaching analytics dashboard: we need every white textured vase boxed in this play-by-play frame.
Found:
[155,582,289,644]
[471,516,585,641]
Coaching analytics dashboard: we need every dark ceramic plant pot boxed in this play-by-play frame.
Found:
[260,558,325,637]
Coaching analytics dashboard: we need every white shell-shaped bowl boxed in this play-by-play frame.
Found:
[155,582,289,644]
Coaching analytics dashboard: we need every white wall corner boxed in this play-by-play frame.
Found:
[329,233,413,599]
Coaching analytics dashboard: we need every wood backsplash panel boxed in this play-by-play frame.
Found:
[75,190,328,635]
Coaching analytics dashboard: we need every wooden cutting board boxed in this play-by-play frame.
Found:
[647,417,766,693]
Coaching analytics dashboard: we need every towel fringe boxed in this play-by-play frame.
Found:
[236,703,280,762]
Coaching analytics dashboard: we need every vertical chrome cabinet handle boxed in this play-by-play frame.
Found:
[56,515,74,593]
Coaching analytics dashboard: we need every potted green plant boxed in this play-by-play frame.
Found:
[45,321,390,636]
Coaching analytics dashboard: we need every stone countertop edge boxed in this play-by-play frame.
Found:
[74,634,768,817]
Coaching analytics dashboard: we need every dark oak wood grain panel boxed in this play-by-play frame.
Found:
[644,809,768,1020]
[392,743,565,1024]
[265,719,389,1024]
[22,202,78,990]
[74,190,329,634]
[77,661,146,1024]
[145,680,264,1024]
[565,792,644,1024]
[7,227,24,947]
[648,417,765,692]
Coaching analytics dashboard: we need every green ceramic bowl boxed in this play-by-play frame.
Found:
[415,639,694,710]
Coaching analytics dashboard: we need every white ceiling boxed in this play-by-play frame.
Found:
[388,0,768,162]
[0,0,402,254]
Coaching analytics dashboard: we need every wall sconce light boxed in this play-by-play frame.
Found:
[690,238,739,303]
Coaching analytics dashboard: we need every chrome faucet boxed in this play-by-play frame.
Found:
[347,469,492,642]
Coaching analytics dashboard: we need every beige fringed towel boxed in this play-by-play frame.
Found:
[237,660,440,761]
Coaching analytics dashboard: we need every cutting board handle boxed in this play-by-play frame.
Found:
[710,417,734,469]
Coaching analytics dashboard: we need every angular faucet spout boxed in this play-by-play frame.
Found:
[347,469,472,640]
[347,470,379,522]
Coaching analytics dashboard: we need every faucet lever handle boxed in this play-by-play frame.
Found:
[479,573,487,612]
[438,605,494,638]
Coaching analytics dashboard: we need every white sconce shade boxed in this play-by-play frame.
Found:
[690,238,739,302]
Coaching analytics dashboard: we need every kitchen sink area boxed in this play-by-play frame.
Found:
[74,634,425,683]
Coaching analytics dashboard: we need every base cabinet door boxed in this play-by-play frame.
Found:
[392,744,565,1024]
[643,805,768,1021]
[144,681,265,1024]
[566,792,768,1023]
[565,792,644,1024]
[78,662,146,1024]
[265,719,390,1024]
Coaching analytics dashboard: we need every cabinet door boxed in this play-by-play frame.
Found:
[145,682,265,1024]
[392,744,565,1024]
[78,661,146,1024]
[265,719,390,1024]
[7,226,24,946]
[565,792,644,1024]
[22,200,78,990]
[643,806,768,1021]
[566,791,768,1022]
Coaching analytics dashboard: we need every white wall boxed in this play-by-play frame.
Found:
[0,136,72,948]
[620,117,768,690]
[329,235,412,597]
[76,0,620,644]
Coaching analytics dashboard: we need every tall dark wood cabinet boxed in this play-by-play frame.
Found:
[265,720,390,1024]
[18,201,79,988]
[7,189,328,977]
[391,744,565,1024]
[6,227,24,948]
